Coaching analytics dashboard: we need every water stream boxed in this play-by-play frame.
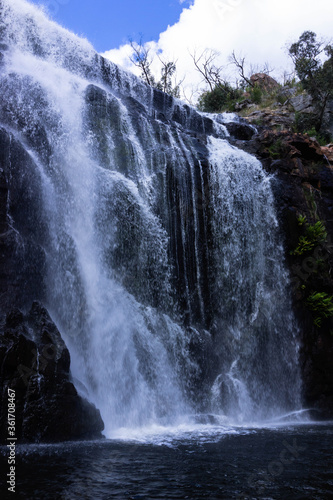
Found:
[0,0,302,439]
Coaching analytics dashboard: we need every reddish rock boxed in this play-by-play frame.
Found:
[321,144,333,163]
[250,73,280,92]
[287,133,324,161]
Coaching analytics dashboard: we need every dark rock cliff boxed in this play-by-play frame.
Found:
[0,128,47,313]
[0,302,104,443]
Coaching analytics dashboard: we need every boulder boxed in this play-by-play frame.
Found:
[250,73,280,92]
[287,133,324,162]
[224,121,256,140]
[277,86,298,103]
[0,302,104,443]
[289,93,314,113]
[245,108,295,130]
[321,144,333,163]
[234,98,252,111]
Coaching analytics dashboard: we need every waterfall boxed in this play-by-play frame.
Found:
[0,0,302,435]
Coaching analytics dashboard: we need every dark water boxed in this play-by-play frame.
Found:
[1,423,333,499]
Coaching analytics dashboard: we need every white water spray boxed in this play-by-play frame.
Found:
[0,0,303,436]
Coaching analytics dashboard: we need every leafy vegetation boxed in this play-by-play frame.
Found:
[267,138,284,159]
[297,215,307,226]
[250,85,262,104]
[291,220,327,256]
[288,31,333,132]
[197,83,241,113]
[306,292,333,327]
[303,127,328,146]
[129,37,182,97]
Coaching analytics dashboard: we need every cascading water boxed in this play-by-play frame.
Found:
[0,0,302,437]
[208,137,301,421]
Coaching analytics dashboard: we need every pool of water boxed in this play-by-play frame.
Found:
[1,421,333,499]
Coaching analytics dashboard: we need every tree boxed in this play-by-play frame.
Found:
[229,51,254,88]
[155,58,183,98]
[129,37,156,87]
[197,82,241,113]
[288,31,333,132]
[129,37,183,97]
[229,51,274,89]
[190,49,241,112]
[190,49,225,91]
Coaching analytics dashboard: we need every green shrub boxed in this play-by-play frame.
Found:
[295,112,319,134]
[297,215,307,226]
[277,93,287,105]
[250,85,262,104]
[306,220,327,242]
[268,138,284,158]
[198,83,241,113]
[307,292,333,327]
[304,127,329,146]
[291,219,327,255]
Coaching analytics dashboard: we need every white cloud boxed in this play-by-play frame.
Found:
[102,0,333,102]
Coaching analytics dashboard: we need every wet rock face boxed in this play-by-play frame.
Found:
[300,316,333,419]
[0,128,47,315]
[84,83,217,328]
[224,121,255,141]
[0,302,104,443]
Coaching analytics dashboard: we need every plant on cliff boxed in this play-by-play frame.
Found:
[306,292,333,327]
[250,85,262,104]
[267,138,284,159]
[129,37,182,97]
[155,59,181,98]
[190,48,240,112]
[288,31,333,132]
[129,37,156,87]
[291,219,327,256]
[303,127,328,146]
[197,83,241,112]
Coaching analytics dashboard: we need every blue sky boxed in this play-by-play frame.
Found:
[28,0,333,102]
[30,0,189,52]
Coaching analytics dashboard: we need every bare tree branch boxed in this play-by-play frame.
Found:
[129,36,155,86]
[128,37,183,97]
[229,51,254,88]
[190,49,224,91]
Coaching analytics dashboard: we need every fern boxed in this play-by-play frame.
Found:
[307,292,333,327]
